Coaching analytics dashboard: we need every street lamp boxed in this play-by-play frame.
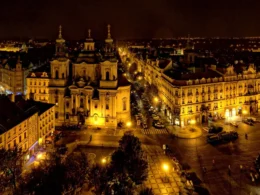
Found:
[101,158,107,165]
[190,119,196,125]
[162,163,169,182]
[154,97,159,103]
[126,121,132,128]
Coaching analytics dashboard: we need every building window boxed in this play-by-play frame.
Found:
[55,112,59,119]
[8,144,10,150]
[66,113,69,119]
[80,98,84,107]
[55,70,59,79]
[14,140,16,147]
[196,106,198,111]
[43,82,46,86]
[106,103,109,110]
[24,132,26,139]
[106,115,109,122]
[62,73,65,79]
[95,104,98,109]
[122,98,127,111]
[19,136,21,143]
[66,102,69,108]
[106,71,110,80]
[55,97,58,106]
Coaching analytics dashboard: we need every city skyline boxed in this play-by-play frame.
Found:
[0,0,260,40]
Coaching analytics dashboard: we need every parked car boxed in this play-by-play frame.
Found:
[208,126,223,134]
[230,122,238,128]
[218,131,238,141]
[207,135,222,144]
[243,119,253,126]
[153,122,165,129]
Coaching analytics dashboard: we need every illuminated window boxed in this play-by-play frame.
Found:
[122,98,127,111]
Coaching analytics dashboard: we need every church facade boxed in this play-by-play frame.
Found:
[27,25,131,128]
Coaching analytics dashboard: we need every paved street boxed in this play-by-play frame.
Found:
[145,120,260,195]
[142,145,190,195]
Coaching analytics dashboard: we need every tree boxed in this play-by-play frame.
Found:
[0,148,23,193]
[117,134,148,184]
[139,187,154,195]
[16,152,88,195]
[87,164,109,194]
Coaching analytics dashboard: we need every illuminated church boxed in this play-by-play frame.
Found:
[27,25,131,127]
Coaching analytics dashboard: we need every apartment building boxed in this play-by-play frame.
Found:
[0,95,55,160]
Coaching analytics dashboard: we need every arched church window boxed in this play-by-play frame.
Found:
[80,98,84,107]
[106,71,110,80]
[55,70,59,79]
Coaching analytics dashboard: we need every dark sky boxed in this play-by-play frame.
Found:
[0,0,259,39]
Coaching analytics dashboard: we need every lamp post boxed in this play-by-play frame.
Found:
[101,158,107,165]
[126,121,132,128]
[162,163,169,182]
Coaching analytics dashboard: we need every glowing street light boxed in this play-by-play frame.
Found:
[126,121,132,127]
[162,163,169,172]
[162,163,169,182]
[190,119,196,125]
[101,158,107,164]
[154,97,159,103]
[37,153,43,160]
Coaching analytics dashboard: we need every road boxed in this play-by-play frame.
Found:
[144,121,260,195]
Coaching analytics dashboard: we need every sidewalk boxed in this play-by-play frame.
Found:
[166,125,202,139]
[142,145,190,195]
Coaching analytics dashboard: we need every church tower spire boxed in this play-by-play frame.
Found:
[105,24,113,44]
[55,25,66,57]
[58,25,62,39]
[88,29,91,39]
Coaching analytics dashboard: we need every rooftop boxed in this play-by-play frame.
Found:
[0,95,54,134]
[164,68,223,85]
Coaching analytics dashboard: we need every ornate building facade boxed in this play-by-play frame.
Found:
[125,47,260,127]
[27,25,131,127]
[0,57,33,95]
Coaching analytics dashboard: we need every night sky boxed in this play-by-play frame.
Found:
[0,0,259,40]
